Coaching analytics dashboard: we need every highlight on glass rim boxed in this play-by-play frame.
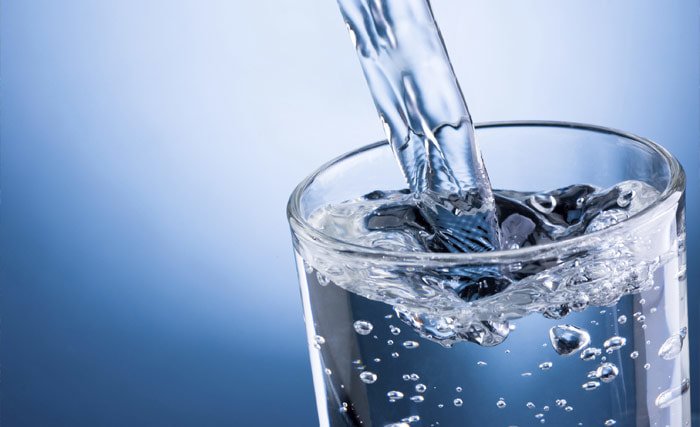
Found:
[287,1,692,426]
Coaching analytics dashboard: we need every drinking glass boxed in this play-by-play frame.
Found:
[287,122,689,427]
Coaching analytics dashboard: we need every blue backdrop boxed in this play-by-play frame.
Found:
[1,1,698,425]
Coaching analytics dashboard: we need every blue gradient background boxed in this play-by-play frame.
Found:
[1,1,698,425]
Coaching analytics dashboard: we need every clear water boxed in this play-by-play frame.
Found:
[296,182,690,426]
[336,0,500,252]
[312,1,691,425]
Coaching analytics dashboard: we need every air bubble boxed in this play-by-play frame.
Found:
[403,341,419,349]
[655,378,690,408]
[565,406,573,412]
[454,398,463,407]
[530,193,557,214]
[387,391,404,401]
[549,325,591,356]
[353,320,373,335]
[403,374,411,381]
[410,374,419,381]
[415,383,427,393]
[596,362,619,383]
[603,336,626,353]
[316,272,330,286]
[477,361,487,366]
[604,419,616,426]
[410,395,424,403]
[359,371,377,384]
[580,347,602,361]
[526,402,536,409]
[617,315,627,325]
[582,381,600,391]
[555,399,567,408]
[630,351,639,359]
[390,325,401,335]
[617,189,635,207]
[391,352,399,358]
[496,398,506,408]
[303,261,314,274]
[658,331,685,360]
[644,363,651,370]
[456,387,462,392]
[325,368,332,375]
[539,362,553,370]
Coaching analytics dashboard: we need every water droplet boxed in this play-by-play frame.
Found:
[555,399,567,408]
[549,325,591,356]
[415,383,427,393]
[477,361,487,366]
[353,320,373,335]
[655,378,690,408]
[630,351,639,359]
[596,362,619,383]
[580,347,602,361]
[530,193,557,214]
[496,398,506,408]
[526,402,536,409]
[316,271,330,286]
[565,406,573,412]
[387,390,404,401]
[410,395,424,403]
[644,363,651,370]
[359,371,377,384]
[658,332,685,360]
[390,325,401,335]
[603,336,627,353]
[582,381,601,391]
[403,341,419,349]
[539,362,553,370]
[456,387,462,392]
[604,419,616,426]
[325,368,332,375]
[453,398,463,407]
[617,315,627,325]
[391,352,400,358]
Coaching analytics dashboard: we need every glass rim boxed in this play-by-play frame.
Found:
[287,120,685,265]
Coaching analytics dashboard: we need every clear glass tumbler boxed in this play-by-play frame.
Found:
[287,122,689,427]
